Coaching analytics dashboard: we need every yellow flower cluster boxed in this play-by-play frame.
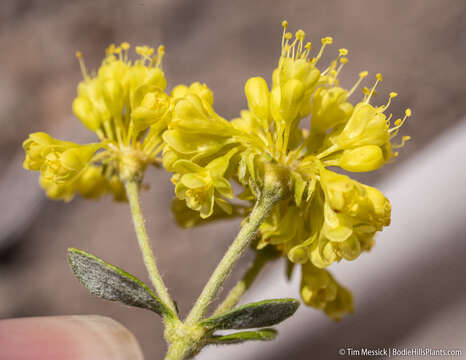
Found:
[23,22,410,319]
[23,43,171,201]
[165,22,410,318]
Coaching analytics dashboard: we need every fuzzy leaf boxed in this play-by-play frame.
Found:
[68,248,174,318]
[207,328,277,345]
[201,298,299,330]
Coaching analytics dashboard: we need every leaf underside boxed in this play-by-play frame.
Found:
[201,298,299,330]
[68,248,173,318]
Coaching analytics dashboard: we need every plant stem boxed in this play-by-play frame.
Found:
[125,181,176,314]
[214,251,269,315]
[184,194,278,326]
[164,341,192,360]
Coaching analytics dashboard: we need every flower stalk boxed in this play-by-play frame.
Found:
[214,250,270,316]
[125,180,177,315]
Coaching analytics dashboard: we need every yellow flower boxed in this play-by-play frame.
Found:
[311,86,353,134]
[300,262,353,320]
[23,132,101,184]
[38,164,126,202]
[172,148,238,218]
[24,43,172,201]
[164,21,410,317]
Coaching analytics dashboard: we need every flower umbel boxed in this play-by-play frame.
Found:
[22,22,412,357]
[166,21,411,319]
[23,43,172,201]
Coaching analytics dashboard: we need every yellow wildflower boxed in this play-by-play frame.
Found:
[24,43,172,201]
[300,262,353,319]
[166,21,410,318]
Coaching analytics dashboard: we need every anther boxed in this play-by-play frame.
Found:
[75,51,89,80]
[339,48,348,56]
[347,71,368,98]
[313,36,333,64]
[365,74,382,103]
[296,29,306,40]
[321,36,333,45]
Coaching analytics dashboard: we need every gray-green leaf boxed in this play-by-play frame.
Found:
[68,248,174,318]
[207,328,277,345]
[201,298,299,330]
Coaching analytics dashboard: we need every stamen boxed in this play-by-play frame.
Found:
[136,45,155,59]
[393,135,411,149]
[281,21,289,55]
[365,73,382,104]
[380,91,398,111]
[75,51,89,80]
[347,71,368,97]
[106,44,116,55]
[295,30,306,58]
[283,32,293,57]
[389,108,411,137]
[339,48,348,56]
[303,42,312,59]
[321,57,338,76]
[312,36,333,65]
[155,45,165,68]
[385,113,393,128]
[334,56,348,79]
[120,42,130,62]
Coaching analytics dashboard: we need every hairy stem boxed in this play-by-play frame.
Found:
[214,251,269,315]
[184,194,278,326]
[125,181,176,314]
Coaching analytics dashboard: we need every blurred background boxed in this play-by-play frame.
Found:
[1,0,465,359]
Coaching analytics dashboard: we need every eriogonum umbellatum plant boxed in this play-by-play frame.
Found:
[23,21,410,359]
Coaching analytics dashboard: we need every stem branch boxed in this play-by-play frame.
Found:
[125,181,176,314]
[184,195,277,326]
[214,251,269,315]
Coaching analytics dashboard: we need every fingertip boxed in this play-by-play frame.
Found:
[0,315,144,360]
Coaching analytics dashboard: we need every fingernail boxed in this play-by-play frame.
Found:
[0,315,144,360]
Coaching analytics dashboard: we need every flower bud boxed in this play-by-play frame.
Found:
[39,174,76,202]
[311,87,353,133]
[23,132,75,171]
[280,79,304,122]
[323,285,353,320]
[43,144,101,183]
[131,90,170,133]
[171,84,189,99]
[245,77,270,127]
[288,245,308,264]
[102,79,124,117]
[72,97,102,131]
[339,145,384,172]
[364,185,391,227]
[300,263,338,309]
[188,82,214,106]
[76,165,107,199]
[334,103,388,148]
